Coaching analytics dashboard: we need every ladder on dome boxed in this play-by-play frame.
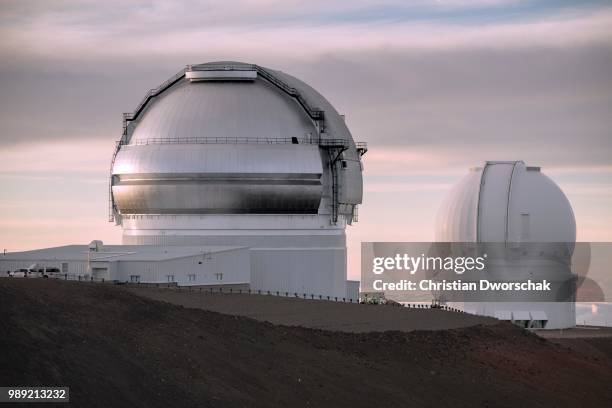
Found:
[253,66,324,122]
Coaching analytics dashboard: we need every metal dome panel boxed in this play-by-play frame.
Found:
[129,79,318,143]
[112,144,323,214]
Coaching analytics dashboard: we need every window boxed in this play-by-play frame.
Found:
[521,213,530,240]
[214,273,223,281]
[166,275,175,282]
[130,275,141,283]
[188,274,196,282]
[341,160,348,169]
[61,263,68,273]
[199,252,212,263]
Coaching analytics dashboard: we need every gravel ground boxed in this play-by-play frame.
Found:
[127,286,497,332]
[2,279,611,408]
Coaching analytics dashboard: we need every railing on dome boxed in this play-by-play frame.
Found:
[128,136,351,148]
[109,136,366,223]
[355,142,368,156]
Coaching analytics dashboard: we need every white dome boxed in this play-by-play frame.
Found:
[436,161,578,330]
[436,161,576,243]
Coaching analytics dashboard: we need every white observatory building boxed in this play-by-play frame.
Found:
[1,62,365,300]
[109,61,366,297]
[436,161,576,329]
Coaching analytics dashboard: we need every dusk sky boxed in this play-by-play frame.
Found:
[1,0,611,279]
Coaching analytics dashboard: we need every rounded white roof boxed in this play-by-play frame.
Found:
[436,161,576,243]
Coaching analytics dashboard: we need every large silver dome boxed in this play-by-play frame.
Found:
[110,61,365,222]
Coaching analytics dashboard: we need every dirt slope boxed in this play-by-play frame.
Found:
[1,279,611,408]
[127,286,496,332]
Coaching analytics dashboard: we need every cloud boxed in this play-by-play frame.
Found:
[0,139,114,173]
[0,0,611,260]
[2,1,612,60]
[2,6,610,170]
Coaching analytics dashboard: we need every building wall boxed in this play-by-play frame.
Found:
[465,301,576,330]
[0,259,88,277]
[112,248,250,286]
[0,245,352,299]
[346,280,360,301]
[249,247,347,298]
[120,219,349,297]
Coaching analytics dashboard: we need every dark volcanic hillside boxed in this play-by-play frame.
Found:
[1,279,611,408]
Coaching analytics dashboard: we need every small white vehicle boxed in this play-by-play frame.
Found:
[36,267,62,278]
[10,268,33,278]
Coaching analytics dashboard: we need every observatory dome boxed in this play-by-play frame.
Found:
[110,61,364,223]
[435,161,577,330]
[107,61,366,299]
[435,161,575,243]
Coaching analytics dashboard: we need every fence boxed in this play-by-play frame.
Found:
[31,274,469,313]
